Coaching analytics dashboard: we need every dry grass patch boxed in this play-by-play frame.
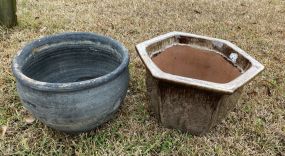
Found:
[0,0,285,155]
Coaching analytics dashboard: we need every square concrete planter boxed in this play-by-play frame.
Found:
[136,32,264,135]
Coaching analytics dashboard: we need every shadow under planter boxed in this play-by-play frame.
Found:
[12,32,129,133]
[136,32,264,135]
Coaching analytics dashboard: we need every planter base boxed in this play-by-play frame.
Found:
[146,71,243,135]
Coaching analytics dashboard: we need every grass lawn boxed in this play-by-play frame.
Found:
[0,0,284,155]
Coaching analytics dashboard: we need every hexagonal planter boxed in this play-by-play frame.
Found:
[136,32,264,135]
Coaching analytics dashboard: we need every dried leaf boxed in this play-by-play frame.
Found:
[194,10,202,14]
[247,90,258,97]
[25,115,35,124]
[1,125,8,137]
[39,27,47,33]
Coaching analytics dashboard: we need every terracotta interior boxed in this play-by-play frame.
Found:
[151,45,242,83]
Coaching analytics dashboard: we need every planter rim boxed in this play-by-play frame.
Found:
[12,32,129,92]
[136,31,264,94]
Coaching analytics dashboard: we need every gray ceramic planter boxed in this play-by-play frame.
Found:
[12,32,129,133]
[136,32,264,135]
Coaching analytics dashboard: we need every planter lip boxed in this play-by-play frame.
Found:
[12,32,129,92]
[136,31,264,94]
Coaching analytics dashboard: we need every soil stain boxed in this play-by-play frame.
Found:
[152,45,241,83]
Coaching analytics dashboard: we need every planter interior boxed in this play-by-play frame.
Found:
[151,44,242,84]
[136,32,264,135]
[22,41,121,83]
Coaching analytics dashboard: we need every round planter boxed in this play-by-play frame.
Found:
[12,32,129,133]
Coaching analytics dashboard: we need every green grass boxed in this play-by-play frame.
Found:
[0,0,285,155]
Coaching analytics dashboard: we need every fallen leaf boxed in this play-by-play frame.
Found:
[247,90,258,97]
[25,115,35,124]
[1,125,8,137]
[194,10,202,14]
[39,27,47,33]
[237,26,242,30]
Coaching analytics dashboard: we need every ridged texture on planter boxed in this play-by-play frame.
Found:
[12,32,129,133]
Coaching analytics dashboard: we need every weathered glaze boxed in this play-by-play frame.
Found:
[12,32,129,133]
[146,71,243,135]
[136,32,264,135]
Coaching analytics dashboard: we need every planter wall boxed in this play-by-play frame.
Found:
[136,32,264,135]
